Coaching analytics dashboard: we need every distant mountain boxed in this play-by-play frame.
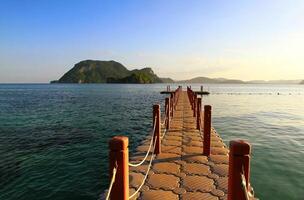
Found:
[52,60,163,84]
[160,77,175,83]
[177,77,245,84]
[177,77,302,84]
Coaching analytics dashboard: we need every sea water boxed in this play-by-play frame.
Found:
[0,84,303,200]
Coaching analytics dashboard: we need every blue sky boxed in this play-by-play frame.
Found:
[1,0,304,82]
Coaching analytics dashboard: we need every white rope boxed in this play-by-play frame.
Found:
[241,166,250,200]
[161,128,167,139]
[161,104,169,126]
[105,166,117,200]
[129,137,157,199]
[128,117,157,167]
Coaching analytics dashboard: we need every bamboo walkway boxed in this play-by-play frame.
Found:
[128,91,229,200]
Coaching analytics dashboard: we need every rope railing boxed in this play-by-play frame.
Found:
[105,165,117,200]
[190,87,257,200]
[189,85,212,156]
[106,86,182,200]
[128,89,181,197]
[161,103,168,126]
[187,86,196,112]
[128,137,157,199]
[241,171,250,200]
[161,128,167,139]
[128,117,157,167]
[240,166,255,200]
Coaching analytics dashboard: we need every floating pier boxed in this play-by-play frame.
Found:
[104,86,256,200]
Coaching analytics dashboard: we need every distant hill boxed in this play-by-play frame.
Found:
[177,77,245,84]
[52,60,163,84]
[160,77,175,83]
[177,77,303,84]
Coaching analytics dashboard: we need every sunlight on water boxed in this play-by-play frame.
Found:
[0,84,303,200]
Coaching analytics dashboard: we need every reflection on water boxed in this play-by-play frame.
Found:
[0,84,303,200]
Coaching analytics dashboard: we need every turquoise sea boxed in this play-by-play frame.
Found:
[0,84,303,200]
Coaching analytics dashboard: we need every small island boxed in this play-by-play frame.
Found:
[51,60,173,84]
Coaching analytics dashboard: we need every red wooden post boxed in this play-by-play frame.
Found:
[196,97,201,130]
[165,97,170,130]
[188,87,192,108]
[193,94,197,117]
[203,105,211,156]
[174,89,178,110]
[173,91,175,110]
[191,91,194,110]
[153,104,161,154]
[228,140,251,200]
[109,136,129,200]
[170,93,174,117]
[192,92,195,110]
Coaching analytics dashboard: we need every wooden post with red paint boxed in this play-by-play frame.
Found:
[228,140,251,200]
[203,105,211,156]
[109,136,129,200]
[170,93,174,117]
[153,104,161,154]
[193,93,197,117]
[196,97,201,130]
[192,91,195,110]
[165,97,170,130]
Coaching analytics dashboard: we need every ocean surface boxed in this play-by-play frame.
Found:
[0,84,303,200]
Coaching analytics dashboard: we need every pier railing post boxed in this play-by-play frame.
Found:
[203,105,211,156]
[165,97,170,130]
[228,140,251,200]
[170,93,174,117]
[173,91,176,110]
[189,89,192,109]
[191,90,195,110]
[193,92,196,110]
[176,94,178,109]
[175,88,179,110]
[193,93,197,117]
[187,87,189,101]
[109,136,129,200]
[196,97,201,130]
[153,104,161,154]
